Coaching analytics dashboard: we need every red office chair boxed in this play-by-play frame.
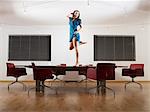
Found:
[122,64,144,89]
[88,63,115,97]
[86,64,96,80]
[87,67,96,81]
[86,67,96,89]
[6,63,27,90]
[28,63,56,95]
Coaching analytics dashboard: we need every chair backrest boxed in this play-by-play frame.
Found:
[60,64,66,67]
[6,63,15,76]
[97,63,115,80]
[31,63,37,80]
[130,64,144,70]
[87,68,96,80]
[31,62,35,67]
[7,63,15,69]
[130,64,144,76]
[31,63,53,81]
[56,64,66,75]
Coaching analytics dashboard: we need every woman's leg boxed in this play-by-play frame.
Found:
[69,42,74,50]
[72,37,79,66]
[79,41,87,45]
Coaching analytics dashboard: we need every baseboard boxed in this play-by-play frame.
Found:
[0,80,150,83]
[106,80,150,83]
[0,80,34,83]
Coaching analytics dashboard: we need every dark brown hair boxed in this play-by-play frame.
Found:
[72,10,80,18]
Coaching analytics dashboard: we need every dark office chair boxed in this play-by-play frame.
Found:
[122,64,144,89]
[6,63,27,90]
[56,64,66,81]
[28,63,56,95]
[88,63,115,97]
[97,63,116,96]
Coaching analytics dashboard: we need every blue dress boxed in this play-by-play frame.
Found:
[69,17,82,42]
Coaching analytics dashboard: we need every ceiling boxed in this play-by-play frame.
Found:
[0,0,150,26]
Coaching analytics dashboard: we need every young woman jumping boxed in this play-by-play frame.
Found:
[67,10,86,66]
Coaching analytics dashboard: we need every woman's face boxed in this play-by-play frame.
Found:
[73,11,80,18]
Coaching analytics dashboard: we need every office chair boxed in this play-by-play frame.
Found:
[56,64,66,81]
[86,67,96,89]
[28,63,56,95]
[87,67,96,80]
[97,63,116,97]
[6,63,27,90]
[122,64,144,89]
[88,63,115,98]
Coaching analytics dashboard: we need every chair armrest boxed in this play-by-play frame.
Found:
[122,68,144,77]
[87,68,96,80]
[15,68,27,75]
[122,69,131,76]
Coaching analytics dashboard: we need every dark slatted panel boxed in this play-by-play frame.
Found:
[9,35,51,61]
[94,35,135,61]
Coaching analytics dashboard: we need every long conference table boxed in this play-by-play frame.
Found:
[25,65,127,93]
[26,65,96,92]
[26,65,92,75]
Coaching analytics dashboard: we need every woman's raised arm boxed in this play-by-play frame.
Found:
[67,13,72,18]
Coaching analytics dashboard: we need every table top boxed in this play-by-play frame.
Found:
[25,65,95,68]
[25,65,94,75]
[24,65,127,69]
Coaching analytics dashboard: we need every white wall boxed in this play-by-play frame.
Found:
[147,16,150,81]
[0,24,149,81]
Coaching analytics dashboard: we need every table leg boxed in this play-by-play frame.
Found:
[41,81,45,93]
[36,80,40,92]
[100,80,106,95]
